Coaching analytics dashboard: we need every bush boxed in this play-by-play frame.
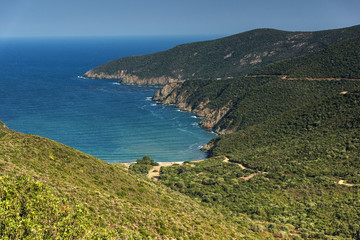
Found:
[129,156,159,174]
[136,156,159,166]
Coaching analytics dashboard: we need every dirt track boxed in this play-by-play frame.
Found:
[222,156,267,181]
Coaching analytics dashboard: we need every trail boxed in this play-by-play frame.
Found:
[222,156,267,181]
[222,156,246,169]
[146,156,266,182]
[147,166,161,181]
[147,162,184,181]
[336,180,357,187]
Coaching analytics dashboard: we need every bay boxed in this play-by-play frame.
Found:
[0,36,217,162]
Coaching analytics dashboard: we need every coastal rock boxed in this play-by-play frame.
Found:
[152,83,182,101]
[84,70,182,86]
[198,106,233,134]
[153,83,233,135]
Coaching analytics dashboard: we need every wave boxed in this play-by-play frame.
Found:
[145,97,152,101]
[188,143,204,150]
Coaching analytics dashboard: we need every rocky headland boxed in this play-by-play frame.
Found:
[83,69,182,85]
[83,25,360,86]
[152,82,233,135]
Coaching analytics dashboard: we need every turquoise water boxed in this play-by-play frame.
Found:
[0,36,217,162]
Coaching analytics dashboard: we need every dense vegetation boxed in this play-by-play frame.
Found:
[253,36,360,79]
[0,174,114,238]
[161,77,360,132]
[129,155,159,174]
[160,92,360,238]
[85,25,360,81]
[0,124,268,239]
[153,32,360,238]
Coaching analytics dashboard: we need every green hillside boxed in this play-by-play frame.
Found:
[253,36,360,78]
[154,77,360,133]
[0,123,266,239]
[159,92,360,239]
[84,25,360,84]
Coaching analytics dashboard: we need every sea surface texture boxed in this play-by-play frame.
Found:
[0,36,216,162]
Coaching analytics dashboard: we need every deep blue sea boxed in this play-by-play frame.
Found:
[0,36,218,162]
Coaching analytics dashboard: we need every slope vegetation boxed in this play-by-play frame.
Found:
[153,77,360,134]
[159,92,360,239]
[253,36,360,78]
[84,25,360,85]
[0,123,263,239]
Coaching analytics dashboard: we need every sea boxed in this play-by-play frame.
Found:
[0,36,218,163]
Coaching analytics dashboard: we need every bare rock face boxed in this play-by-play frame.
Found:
[198,106,232,134]
[153,83,233,135]
[83,70,124,80]
[83,70,181,86]
[152,83,182,101]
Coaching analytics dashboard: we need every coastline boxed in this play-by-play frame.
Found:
[115,160,205,181]
[79,76,218,158]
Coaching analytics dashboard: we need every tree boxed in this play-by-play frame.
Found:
[136,156,159,166]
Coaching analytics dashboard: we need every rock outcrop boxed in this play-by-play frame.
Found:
[153,83,234,135]
[84,70,182,86]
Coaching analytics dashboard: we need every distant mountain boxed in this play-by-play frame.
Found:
[84,25,360,85]
[252,36,360,78]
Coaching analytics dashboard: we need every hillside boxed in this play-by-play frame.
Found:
[150,30,360,238]
[159,92,360,239]
[153,77,360,134]
[0,122,268,239]
[252,36,360,78]
[84,25,360,85]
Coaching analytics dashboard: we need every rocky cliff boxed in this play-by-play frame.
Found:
[153,83,234,135]
[84,69,182,85]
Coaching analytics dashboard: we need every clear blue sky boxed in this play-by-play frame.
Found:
[1,0,359,38]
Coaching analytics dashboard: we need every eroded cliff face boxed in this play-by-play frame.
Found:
[153,83,234,135]
[83,70,182,86]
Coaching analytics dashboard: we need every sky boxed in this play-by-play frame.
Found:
[0,0,359,38]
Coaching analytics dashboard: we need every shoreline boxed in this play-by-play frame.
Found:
[115,161,185,172]
[80,76,217,159]
[115,160,205,170]
[113,161,184,166]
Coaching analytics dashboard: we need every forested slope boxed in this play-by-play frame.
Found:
[84,25,360,85]
[154,77,360,134]
[160,92,360,239]
[253,36,360,78]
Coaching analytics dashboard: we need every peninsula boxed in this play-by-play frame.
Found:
[84,25,360,85]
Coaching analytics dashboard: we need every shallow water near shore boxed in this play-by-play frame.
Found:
[0,36,217,162]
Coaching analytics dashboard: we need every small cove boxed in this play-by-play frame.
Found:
[0,36,217,162]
